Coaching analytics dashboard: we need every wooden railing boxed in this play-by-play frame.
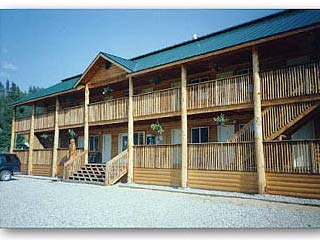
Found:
[264,140,320,174]
[34,112,54,130]
[63,150,87,180]
[133,87,181,117]
[89,97,128,123]
[15,117,31,132]
[32,149,53,165]
[261,62,320,101]
[188,142,256,171]
[187,74,253,110]
[228,101,318,142]
[13,149,29,164]
[58,105,84,127]
[134,144,182,169]
[105,149,128,185]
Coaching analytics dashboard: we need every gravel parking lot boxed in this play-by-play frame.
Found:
[1,177,320,228]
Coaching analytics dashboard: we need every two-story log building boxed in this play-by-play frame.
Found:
[11,10,320,198]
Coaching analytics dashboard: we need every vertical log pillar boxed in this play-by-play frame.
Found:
[252,46,266,194]
[181,65,188,188]
[127,76,134,183]
[51,97,59,177]
[84,84,89,164]
[10,107,16,153]
[27,104,35,175]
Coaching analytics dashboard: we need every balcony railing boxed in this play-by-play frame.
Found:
[133,144,182,169]
[187,74,253,110]
[133,87,181,117]
[58,105,84,127]
[15,117,31,132]
[88,97,128,123]
[188,142,256,172]
[34,112,54,130]
[261,62,320,101]
[264,140,320,174]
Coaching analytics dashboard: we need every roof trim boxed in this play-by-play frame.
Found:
[74,52,131,87]
[128,24,320,77]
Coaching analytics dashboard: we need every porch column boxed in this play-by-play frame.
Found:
[27,104,35,175]
[9,107,16,153]
[84,84,89,164]
[127,76,134,183]
[51,97,59,177]
[181,64,188,188]
[252,46,266,194]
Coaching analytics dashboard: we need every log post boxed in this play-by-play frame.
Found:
[27,104,35,175]
[51,97,59,177]
[181,64,188,188]
[10,107,16,153]
[84,84,89,164]
[127,76,134,183]
[252,46,266,194]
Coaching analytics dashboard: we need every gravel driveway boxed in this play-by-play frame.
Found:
[1,177,320,228]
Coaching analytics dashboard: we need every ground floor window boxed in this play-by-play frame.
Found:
[191,127,209,143]
[89,135,99,152]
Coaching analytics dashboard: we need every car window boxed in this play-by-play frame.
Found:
[5,155,19,164]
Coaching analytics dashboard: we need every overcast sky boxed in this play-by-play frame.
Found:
[0,9,280,91]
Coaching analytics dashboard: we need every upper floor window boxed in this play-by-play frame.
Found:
[191,127,209,143]
[190,76,209,84]
[216,71,233,79]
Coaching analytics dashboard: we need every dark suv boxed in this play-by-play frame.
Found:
[0,153,21,181]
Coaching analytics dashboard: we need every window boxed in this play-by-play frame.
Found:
[191,127,209,143]
[190,76,209,84]
[142,88,153,94]
[5,155,18,164]
[134,132,144,145]
[89,135,99,152]
[216,71,233,79]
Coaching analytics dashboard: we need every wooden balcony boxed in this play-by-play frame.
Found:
[58,105,84,128]
[88,97,128,125]
[133,87,181,119]
[13,61,320,133]
[187,74,253,111]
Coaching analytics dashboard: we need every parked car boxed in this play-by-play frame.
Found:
[0,153,21,181]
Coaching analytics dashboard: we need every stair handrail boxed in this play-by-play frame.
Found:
[105,149,128,185]
[63,150,88,180]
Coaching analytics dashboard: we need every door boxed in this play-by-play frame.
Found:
[217,125,235,142]
[102,134,112,163]
[292,120,315,169]
[171,129,182,167]
[217,125,235,166]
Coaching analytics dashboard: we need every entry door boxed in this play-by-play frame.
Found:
[217,125,235,142]
[217,125,235,166]
[102,134,112,163]
[291,120,314,169]
[118,133,128,154]
[171,129,182,167]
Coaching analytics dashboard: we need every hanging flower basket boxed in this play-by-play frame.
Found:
[213,113,227,126]
[151,120,164,136]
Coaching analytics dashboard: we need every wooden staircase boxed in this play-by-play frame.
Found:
[68,164,106,184]
[63,150,128,186]
[228,101,319,142]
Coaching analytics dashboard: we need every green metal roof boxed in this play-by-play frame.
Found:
[14,74,82,105]
[15,9,320,105]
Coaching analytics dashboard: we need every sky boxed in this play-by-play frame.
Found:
[0,9,281,91]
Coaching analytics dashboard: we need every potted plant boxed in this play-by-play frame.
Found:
[151,120,164,144]
[213,113,227,126]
